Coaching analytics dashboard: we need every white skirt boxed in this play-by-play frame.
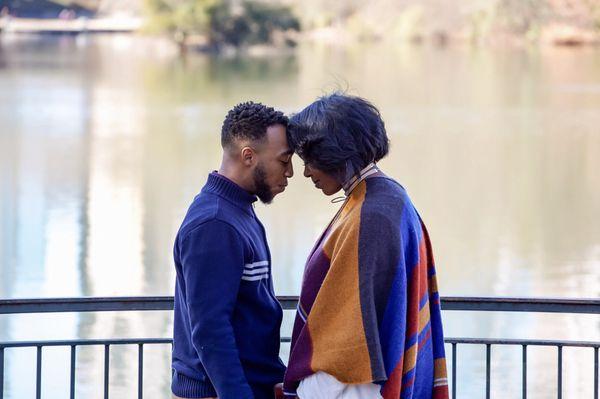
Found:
[297,371,383,399]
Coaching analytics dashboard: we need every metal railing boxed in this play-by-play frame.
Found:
[0,296,598,399]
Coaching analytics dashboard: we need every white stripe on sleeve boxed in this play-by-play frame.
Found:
[244,260,269,269]
[243,267,269,276]
[241,274,269,281]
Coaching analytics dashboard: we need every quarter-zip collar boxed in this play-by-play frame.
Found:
[202,171,257,213]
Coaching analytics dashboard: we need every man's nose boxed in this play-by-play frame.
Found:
[285,161,294,178]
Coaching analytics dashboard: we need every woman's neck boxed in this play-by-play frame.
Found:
[342,163,380,195]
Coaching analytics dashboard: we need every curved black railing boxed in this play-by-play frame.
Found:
[0,296,598,399]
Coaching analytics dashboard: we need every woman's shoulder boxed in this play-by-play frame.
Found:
[363,176,413,207]
[361,177,420,226]
[365,175,407,196]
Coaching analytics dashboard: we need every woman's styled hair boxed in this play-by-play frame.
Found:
[287,93,389,180]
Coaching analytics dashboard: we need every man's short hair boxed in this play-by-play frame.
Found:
[221,102,288,149]
[287,92,389,179]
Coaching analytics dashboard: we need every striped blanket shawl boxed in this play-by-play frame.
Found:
[283,177,449,399]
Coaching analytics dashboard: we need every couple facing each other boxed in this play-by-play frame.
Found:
[171,93,449,399]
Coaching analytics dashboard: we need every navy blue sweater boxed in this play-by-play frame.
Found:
[171,172,285,399]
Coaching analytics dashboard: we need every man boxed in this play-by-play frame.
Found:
[171,102,294,399]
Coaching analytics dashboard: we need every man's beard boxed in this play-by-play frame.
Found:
[253,164,274,204]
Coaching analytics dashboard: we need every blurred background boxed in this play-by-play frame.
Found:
[0,0,599,398]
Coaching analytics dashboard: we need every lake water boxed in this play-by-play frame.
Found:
[0,34,599,398]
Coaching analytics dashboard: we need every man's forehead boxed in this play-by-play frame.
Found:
[265,123,287,138]
[265,124,292,152]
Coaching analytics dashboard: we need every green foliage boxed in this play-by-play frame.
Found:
[293,0,361,29]
[144,0,218,46]
[208,1,299,47]
[494,0,548,34]
[145,0,299,49]
[390,5,425,42]
[468,6,496,44]
[590,1,600,32]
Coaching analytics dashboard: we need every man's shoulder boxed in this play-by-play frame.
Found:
[179,193,248,241]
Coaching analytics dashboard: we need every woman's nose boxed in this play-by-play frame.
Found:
[303,164,311,177]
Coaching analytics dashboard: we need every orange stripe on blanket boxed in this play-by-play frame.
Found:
[403,320,433,376]
[309,183,373,383]
[401,341,418,375]
[434,358,448,380]
[418,298,431,332]
[428,274,439,295]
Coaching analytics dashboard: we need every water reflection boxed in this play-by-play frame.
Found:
[0,35,598,398]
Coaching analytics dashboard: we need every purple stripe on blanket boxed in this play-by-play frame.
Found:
[298,248,330,316]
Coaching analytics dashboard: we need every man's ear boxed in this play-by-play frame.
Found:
[240,146,255,166]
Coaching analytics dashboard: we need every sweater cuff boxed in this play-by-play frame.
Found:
[172,370,217,398]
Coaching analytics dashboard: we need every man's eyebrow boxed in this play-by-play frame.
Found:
[279,149,294,157]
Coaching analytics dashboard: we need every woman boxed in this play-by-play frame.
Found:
[282,93,449,399]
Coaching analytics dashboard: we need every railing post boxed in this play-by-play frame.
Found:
[104,345,110,399]
[594,346,598,399]
[557,345,562,399]
[36,346,42,399]
[522,345,527,399]
[70,345,76,399]
[451,343,457,399]
[0,346,4,399]
[486,344,491,399]
[138,344,143,399]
